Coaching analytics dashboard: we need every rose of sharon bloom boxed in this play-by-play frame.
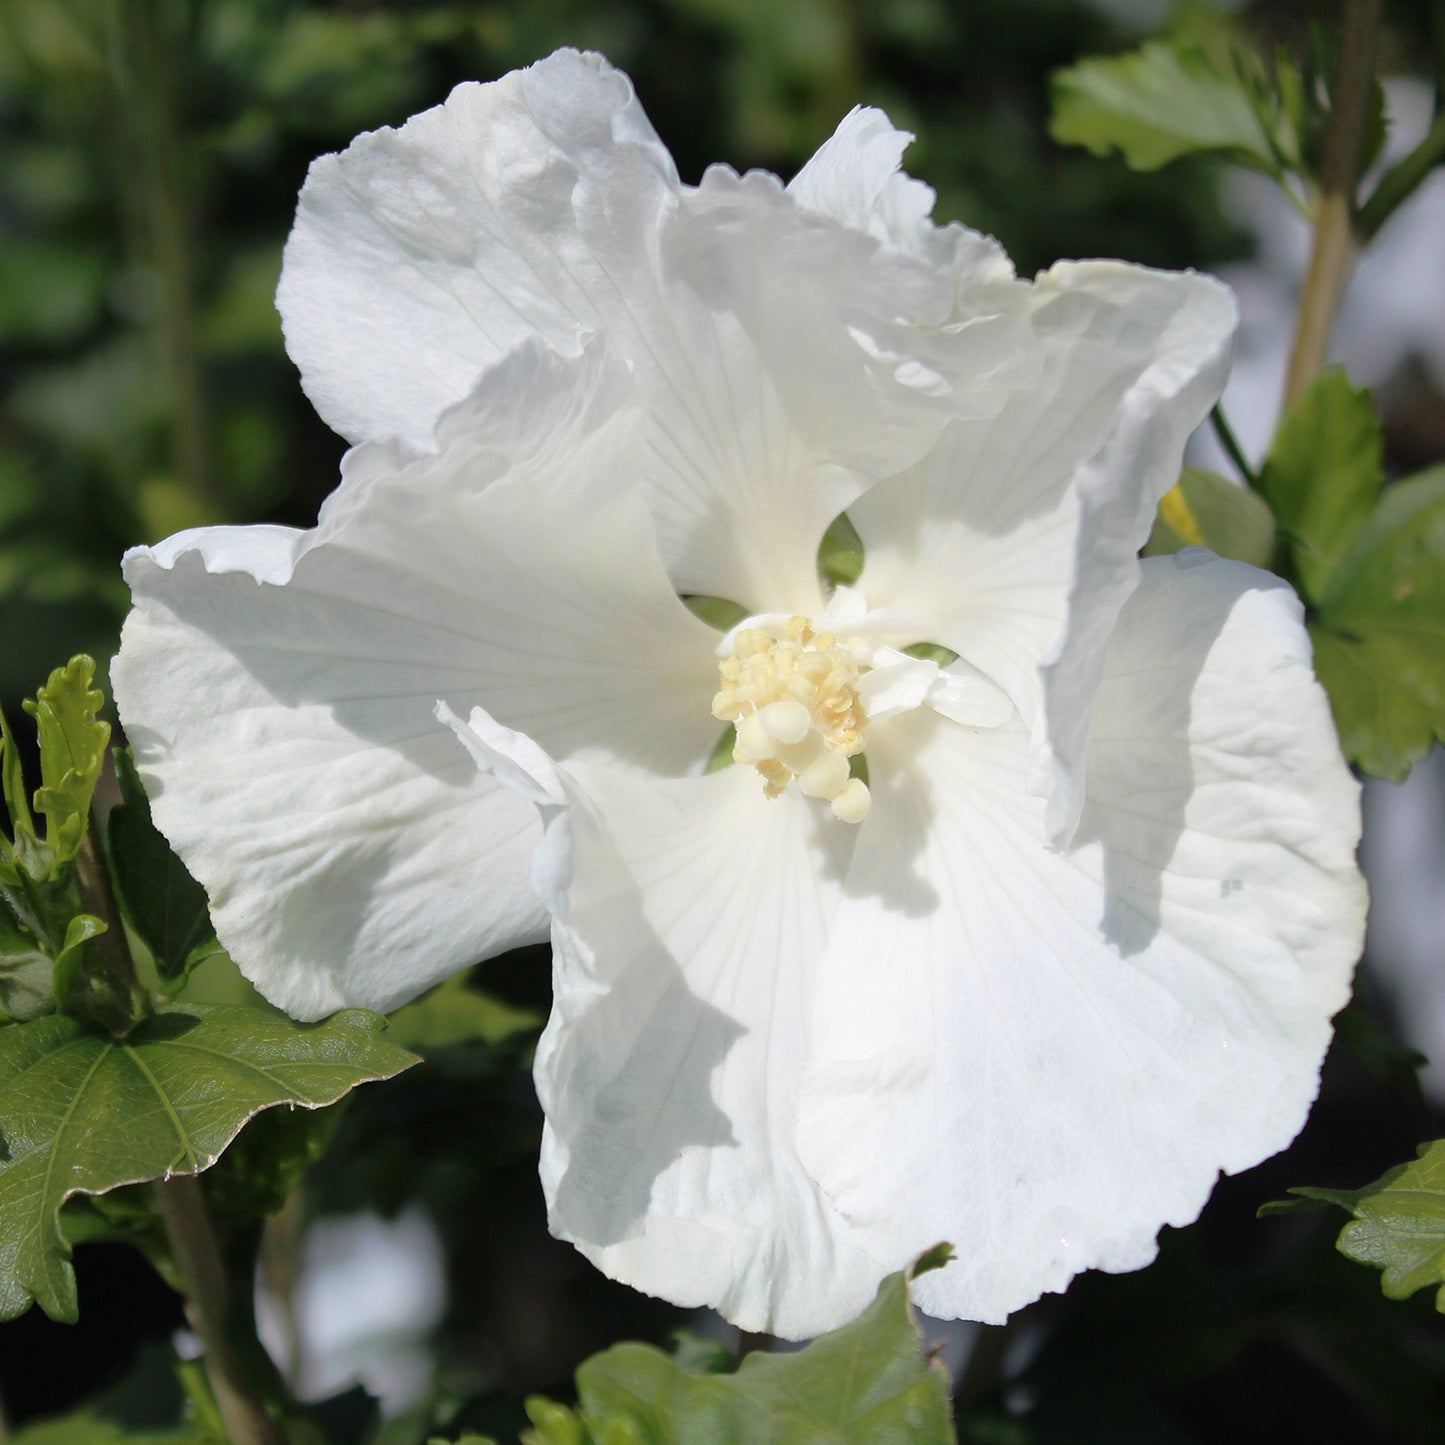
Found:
[113,50,1367,1337]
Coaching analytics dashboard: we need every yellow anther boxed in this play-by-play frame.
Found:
[712,615,871,823]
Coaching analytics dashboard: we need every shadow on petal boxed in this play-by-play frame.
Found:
[1073,554,1265,958]
[537,794,746,1250]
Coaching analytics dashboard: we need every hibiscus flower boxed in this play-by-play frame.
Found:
[113,50,1366,1338]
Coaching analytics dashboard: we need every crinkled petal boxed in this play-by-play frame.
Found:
[441,704,881,1338]
[113,524,543,1021]
[280,49,1025,611]
[788,105,1013,292]
[279,50,677,450]
[114,338,717,1017]
[541,762,888,1339]
[852,261,1236,843]
[796,555,1364,1323]
[637,164,1005,609]
[330,343,723,774]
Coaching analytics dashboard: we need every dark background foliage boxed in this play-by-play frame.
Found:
[1,1,1442,1441]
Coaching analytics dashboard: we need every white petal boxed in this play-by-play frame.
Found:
[114,339,718,1017]
[114,527,544,1021]
[851,262,1236,842]
[796,555,1364,1323]
[789,106,1013,291]
[280,51,1025,610]
[525,761,884,1339]
[637,165,976,609]
[278,50,678,450]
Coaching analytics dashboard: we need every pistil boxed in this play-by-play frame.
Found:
[711,617,871,823]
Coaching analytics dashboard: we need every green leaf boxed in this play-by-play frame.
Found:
[1,703,37,848]
[107,748,215,989]
[0,917,54,1023]
[1263,1142,1445,1310]
[20,655,110,872]
[1310,466,1445,778]
[902,642,961,667]
[527,1246,956,1444]
[818,510,864,589]
[387,969,541,1053]
[49,911,105,1007]
[1051,42,1298,178]
[0,1003,417,1322]
[1142,467,1276,569]
[680,594,750,632]
[1258,368,1383,602]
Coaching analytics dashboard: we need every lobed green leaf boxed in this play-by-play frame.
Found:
[523,1246,957,1444]
[1259,368,1384,603]
[1050,42,1298,177]
[0,1004,417,1322]
[20,655,110,873]
[1310,466,1445,778]
[1264,1142,1445,1311]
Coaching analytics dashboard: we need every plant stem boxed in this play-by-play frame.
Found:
[74,817,148,1035]
[1209,406,1258,487]
[1282,0,1382,411]
[154,1176,283,1445]
[79,801,279,1440]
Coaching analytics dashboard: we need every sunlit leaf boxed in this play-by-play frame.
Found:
[522,1246,956,1444]
[0,1004,417,1322]
[1263,1142,1445,1310]
[1259,368,1383,602]
[1051,42,1298,177]
[1311,466,1445,779]
[21,655,109,872]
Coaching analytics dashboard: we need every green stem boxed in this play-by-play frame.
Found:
[1209,406,1258,488]
[1283,0,1382,411]
[102,0,214,513]
[154,1177,283,1445]
[256,1190,308,1396]
[74,817,148,1036]
[1358,112,1445,240]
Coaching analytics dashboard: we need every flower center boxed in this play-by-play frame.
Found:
[711,616,871,824]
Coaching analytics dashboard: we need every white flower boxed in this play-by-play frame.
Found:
[113,51,1367,1338]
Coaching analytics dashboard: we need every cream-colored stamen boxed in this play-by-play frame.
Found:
[712,617,871,823]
